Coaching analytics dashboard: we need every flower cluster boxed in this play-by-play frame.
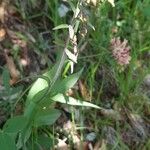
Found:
[110,37,131,66]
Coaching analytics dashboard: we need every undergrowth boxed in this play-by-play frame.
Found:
[0,0,150,149]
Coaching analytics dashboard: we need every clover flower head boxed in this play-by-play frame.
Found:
[110,37,131,66]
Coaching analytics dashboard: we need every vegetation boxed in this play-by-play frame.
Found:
[0,0,150,149]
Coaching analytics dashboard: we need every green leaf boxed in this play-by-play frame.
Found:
[24,88,53,116]
[10,85,23,96]
[51,94,102,109]
[0,131,17,150]
[33,109,61,127]
[143,5,150,17]
[0,85,23,102]
[9,86,23,101]
[2,68,10,90]
[53,24,69,30]
[3,116,28,134]
[68,1,76,13]
[26,75,50,104]
[32,87,49,103]
[37,135,53,149]
[17,126,32,149]
[26,52,66,104]
[50,69,83,95]
[24,87,51,116]
[26,135,53,150]
[24,100,37,117]
[30,0,37,7]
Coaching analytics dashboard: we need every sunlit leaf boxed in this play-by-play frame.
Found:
[53,24,69,30]
[74,5,80,18]
[26,76,50,104]
[51,94,102,109]
[108,0,115,7]
[65,48,77,63]
[27,51,66,104]
[69,25,74,39]
[91,0,97,6]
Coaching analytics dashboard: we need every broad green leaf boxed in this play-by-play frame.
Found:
[27,52,66,104]
[0,131,17,150]
[33,109,61,127]
[24,100,37,117]
[143,6,150,17]
[51,94,102,109]
[38,95,54,108]
[50,69,83,95]
[26,135,53,150]
[26,75,50,104]
[24,88,52,117]
[32,87,49,103]
[37,135,53,149]
[53,24,69,30]
[17,126,32,149]
[3,116,28,134]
